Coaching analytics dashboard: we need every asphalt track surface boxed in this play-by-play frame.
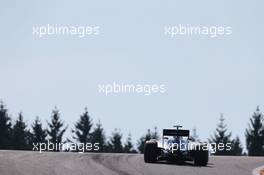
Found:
[0,150,263,175]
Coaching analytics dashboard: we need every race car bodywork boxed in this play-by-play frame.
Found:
[144,126,209,166]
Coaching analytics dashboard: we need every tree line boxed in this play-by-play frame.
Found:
[0,100,263,156]
[206,106,264,156]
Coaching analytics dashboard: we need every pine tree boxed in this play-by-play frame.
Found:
[107,129,123,153]
[12,112,29,150]
[0,101,12,149]
[137,127,158,153]
[151,127,159,140]
[209,114,232,155]
[231,136,243,156]
[190,127,199,141]
[245,106,264,156]
[91,120,106,152]
[47,107,67,149]
[32,116,47,143]
[137,129,151,153]
[72,107,93,146]
[124,133,136,153]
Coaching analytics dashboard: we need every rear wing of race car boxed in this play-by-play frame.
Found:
[163,129,190,137]
[162,128,190,147]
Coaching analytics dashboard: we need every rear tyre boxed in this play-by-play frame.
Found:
[144,140,158,163]
[194,150,208,166]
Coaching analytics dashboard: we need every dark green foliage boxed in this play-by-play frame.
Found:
[3,98,264,156]
[151,127,159,140]
[245,106,264,156]
[0,101,12,149]
[137,127,159,153]
[12,112,31,150]
[91,120,106,152]
[231,136,243,156]
[32,116,47,143]
[72,107,92,145]
[209,114,233,155]
[47,107,67,147]
[107,129,123,153]
[124,133,136,153]
[137,129,152,154]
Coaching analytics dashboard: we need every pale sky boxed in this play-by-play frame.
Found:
[0,0,264,148]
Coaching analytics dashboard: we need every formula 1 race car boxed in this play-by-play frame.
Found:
[144,125,209,166]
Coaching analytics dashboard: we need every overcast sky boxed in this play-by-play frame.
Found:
[0,0,264,147]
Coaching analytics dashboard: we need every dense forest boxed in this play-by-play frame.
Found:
[0,100,263,156]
